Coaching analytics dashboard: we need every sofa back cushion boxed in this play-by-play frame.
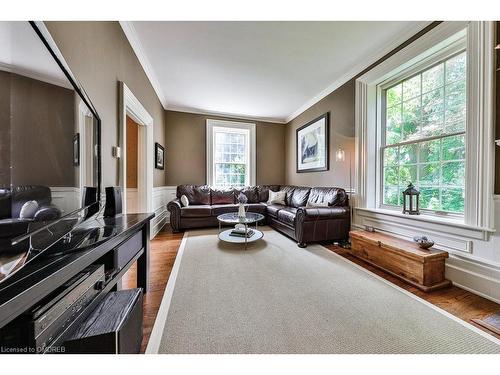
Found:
[308,187,348,207]
[233,186,259,203]
[176,185,211,205]
[11,185,52,218]
[210,188,235,205]
[279,185,296,206]
[257,185,280,202]
[289,186,311,208]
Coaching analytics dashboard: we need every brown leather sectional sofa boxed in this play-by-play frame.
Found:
[167,184,350,247]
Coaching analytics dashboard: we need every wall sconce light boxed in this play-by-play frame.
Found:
[495,44,500,50]
[335,148,346,162]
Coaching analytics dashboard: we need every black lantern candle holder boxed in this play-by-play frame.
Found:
[402,183,420,215]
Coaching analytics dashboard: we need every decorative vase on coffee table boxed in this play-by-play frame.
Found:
[236,192,248,219]
[238,203,246,219]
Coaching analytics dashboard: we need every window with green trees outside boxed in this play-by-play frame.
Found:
[213,129,248,188]
[382,51,466,214]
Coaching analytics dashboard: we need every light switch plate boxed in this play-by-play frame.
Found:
[112,146,121,158]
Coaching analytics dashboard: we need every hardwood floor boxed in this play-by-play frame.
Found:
[122,227,183,353]
[123,226,500,353]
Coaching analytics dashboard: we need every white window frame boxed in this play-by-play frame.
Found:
[355,22,495,239]
[378,39,467,218]
[206,119,256,187]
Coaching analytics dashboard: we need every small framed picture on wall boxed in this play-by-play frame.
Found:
[155,142,165,170]
[296,112,329,173]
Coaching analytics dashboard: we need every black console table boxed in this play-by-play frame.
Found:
[0,213,154,353]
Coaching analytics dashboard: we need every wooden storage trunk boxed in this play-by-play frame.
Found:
[349,230,451,292]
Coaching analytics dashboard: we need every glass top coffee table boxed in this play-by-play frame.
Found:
[217,212,264,249]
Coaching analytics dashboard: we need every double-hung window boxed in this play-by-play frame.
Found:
[356,21,495,234]
[206,119,256,188]
[381,48,467,215]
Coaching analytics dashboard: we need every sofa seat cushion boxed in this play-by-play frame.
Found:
[277,207,297,226]
[245,203,267,214]
[266,204,284,218]
[180,205,212,217]
[211,204,238,216]
[298,206,350,221]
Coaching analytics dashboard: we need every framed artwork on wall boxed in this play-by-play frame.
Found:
[73,133,80,166]
[155,142,165,170]
[296,112,329,173]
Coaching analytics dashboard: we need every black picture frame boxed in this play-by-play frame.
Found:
[155,142,165,170]
[73,133,80,166]
[296,112,329,173]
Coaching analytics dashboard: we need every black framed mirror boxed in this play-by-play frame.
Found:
[0,21,101,282]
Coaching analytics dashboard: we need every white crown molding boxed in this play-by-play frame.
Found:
[166,104,287,124]
[119,21,168,109]
[285,21,432,123]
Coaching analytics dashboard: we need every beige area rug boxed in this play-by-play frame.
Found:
[146,227,500,354]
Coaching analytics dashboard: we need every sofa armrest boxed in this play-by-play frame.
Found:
[296,206,349,222]
[167,199,182,232]
[33,205,61,221]
[295,206,351,246]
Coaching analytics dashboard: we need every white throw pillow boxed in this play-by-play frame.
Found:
[306,201,329,208]
[267,190,286,205]
[180,194,189,207]
[20,200,39,219]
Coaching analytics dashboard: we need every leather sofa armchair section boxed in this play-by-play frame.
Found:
[168,185,350,247]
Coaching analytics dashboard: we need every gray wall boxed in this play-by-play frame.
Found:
[0,71,76,187]
[0,71,10,187]
[45,21,166,188]
[285,80,355,190]
[165,110,286,186]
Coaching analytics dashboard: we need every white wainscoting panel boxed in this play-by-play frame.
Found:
[50,187,80,215]
[151,186,176,239]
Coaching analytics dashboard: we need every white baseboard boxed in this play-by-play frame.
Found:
[445,254,500,303]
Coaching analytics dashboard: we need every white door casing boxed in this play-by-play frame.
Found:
[119,81,154,214]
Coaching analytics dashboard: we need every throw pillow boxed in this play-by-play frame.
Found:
[267,190,286,205]
[180,195,189,207]
[20,200,39,219]
[306,200,329,208]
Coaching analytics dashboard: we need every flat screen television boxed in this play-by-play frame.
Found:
[0,21,101,283]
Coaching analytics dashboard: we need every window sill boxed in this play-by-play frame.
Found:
[354,207,495,244]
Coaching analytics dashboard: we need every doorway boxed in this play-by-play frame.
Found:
[119,82,153,214]
[126,115,140,213]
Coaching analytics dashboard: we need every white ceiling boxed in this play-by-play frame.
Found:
[122,21,430,123]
